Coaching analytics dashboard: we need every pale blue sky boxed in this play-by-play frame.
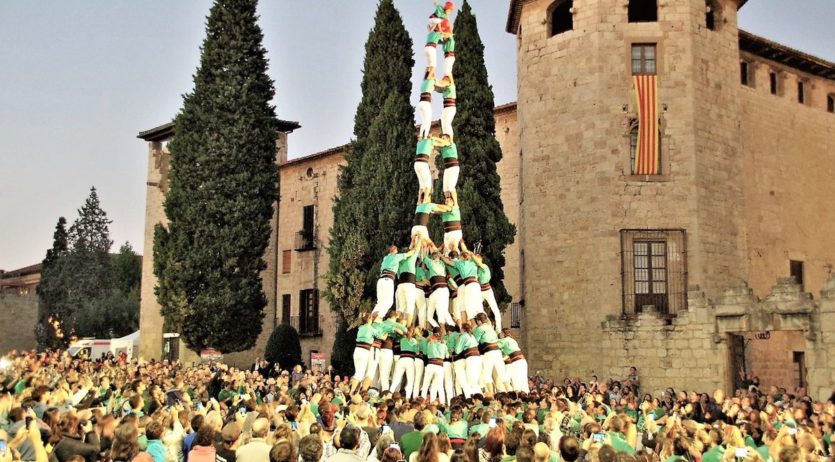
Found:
[1,0,833,270]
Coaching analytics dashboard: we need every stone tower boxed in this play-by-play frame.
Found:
[508,0,749,381]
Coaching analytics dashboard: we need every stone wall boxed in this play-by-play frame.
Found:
[745,330,806,391]
[0,294,37,353]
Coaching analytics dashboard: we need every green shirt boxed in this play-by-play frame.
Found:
[440,83,456,100]
[439,143,458,159]
[454,259,477,279]
[608,432,636,455]
[371,321,388,339]
[400,337,418,353]
[415,202,439,215]
[702,445,726,462]
[443,420,468,439]
[469,423,489,438]
[423,257,447,278]
[420,79,436,94]
[427,340,447,360]
[380,319,407,336]
[446,332,460,353]
[381,253,407,275]
[416,139,434,157]
[400,430,424,461]
[473,324,498,344]
[498,337,520,356]
[443,36,456,53]
[477,264,491,284]
[416,265,428,282]
[426,31,442,45]
[397,252,419,276]
[455,333,478,354]
[433,5,447,18]
[441,206,461,224]
[356,324,377,344]
[418,337,429,355]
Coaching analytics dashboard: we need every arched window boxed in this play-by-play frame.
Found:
[628,0,657,23]
[549,0,573,36]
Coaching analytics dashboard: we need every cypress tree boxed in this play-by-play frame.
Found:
[36,217,69,349]
[327,0,415,324]
[154,0,279,353]
[450,1,516,305]
[264,324,302,370]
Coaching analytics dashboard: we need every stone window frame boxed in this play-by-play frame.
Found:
[620,229,688,317]
[547,0,574,38]
[622,114,670,182]
[828,93,835,113]
[705,0,721,31]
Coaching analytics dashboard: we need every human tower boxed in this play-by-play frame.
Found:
[350,1,529,404]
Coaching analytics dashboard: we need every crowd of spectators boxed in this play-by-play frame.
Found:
[0,351,831,462]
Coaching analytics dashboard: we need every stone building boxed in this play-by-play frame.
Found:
[137,0,835,397]
[0,263,40,353]
[506,0,835,398]
[0,263,42,296]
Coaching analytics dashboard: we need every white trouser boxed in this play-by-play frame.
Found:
[417,101,433,139]
[390,356,415,399]
[463,282,484,318]
[365,347,380,383]
[480,349,507,392]
[465,355,483,395]
[443,165,459,193]
[453,359,469,397]
[444,55,455,78]
[378,348,394,391]
[372,277,395,317]
[414,161,432,191]
[429,287,454,326]
[415,286,428,328]
[482,289,501,331]
[424,45,437,69]
[421,363,445,402]
[443,230,462,255]
[413,359,425,399]
[411,225,429,240]
[441,106,456,136]
[450,295,461,322]
[353,347,370,381]
[508,358,530,393]
[396,282,416,320]
[443,362,454,404]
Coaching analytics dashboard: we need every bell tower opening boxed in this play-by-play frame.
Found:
[628,0,658,23]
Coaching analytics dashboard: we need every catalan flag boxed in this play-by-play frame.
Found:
[633,75,659,175]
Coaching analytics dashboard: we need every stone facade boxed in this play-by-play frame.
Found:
[0,263,42,296]
[0,294,38,353]
[137,1,835,393]
[507,0,835,398]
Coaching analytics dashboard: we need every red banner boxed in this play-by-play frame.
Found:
[633,75,659,175]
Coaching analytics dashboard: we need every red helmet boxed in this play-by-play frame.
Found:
[444,1,455,11]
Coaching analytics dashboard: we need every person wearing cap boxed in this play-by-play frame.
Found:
[373,241,418,320]
[498,329,528,394]
[389,328,418,400]
[473,313,508,395]
[395,240,423,327]
[417,70,436,141]
[473,254,501,332]
[215,421,241,462]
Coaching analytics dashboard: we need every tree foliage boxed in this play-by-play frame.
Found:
[327,0,415,325]
[36,188,141,349]
[264,324,302,370]
[450,1,517,305]
[330,317,357,377]
[154,0,279,353]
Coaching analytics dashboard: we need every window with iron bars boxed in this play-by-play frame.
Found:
[510,303,522,328]
[620,229,687,316]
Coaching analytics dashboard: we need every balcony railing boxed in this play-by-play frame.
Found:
[289,315,323,337]
[294,230,316,251]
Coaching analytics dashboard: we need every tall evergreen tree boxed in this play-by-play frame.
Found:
[67,187,114,304]
[154,0,279,353]
[327,0,415,324]
[36,217,69,349]
[450,1,516,305]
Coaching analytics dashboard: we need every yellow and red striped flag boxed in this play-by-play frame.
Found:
[633,75,659,175]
